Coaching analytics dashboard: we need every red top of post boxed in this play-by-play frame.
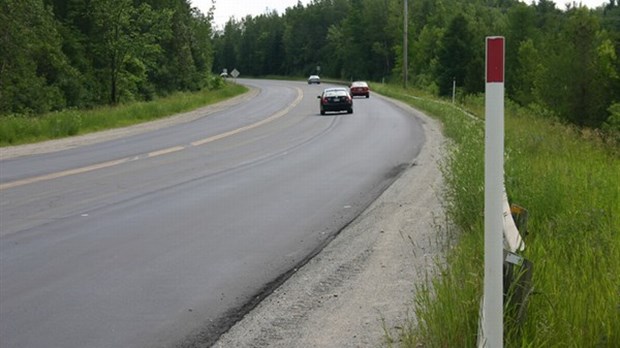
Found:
[486,37,504,83]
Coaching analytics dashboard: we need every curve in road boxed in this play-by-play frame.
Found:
[0,79,426,348]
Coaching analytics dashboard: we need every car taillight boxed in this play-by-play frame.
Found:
[322,97,328,104]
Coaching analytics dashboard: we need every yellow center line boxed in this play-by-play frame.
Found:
[191,87,303,147]
[147,146,185,158]
[0,158,133,190]
[0,87,304,191]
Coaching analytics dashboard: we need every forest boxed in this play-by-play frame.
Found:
[212,0,620,130]
[1,0,619,131]
[0,0,215,113]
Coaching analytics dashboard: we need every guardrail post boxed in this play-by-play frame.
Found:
[510,204,529,238]
[504,251,534,327]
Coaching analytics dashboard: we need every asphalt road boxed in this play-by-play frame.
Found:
[0,79,425,347]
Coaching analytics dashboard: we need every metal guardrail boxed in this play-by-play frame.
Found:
[503,189,525,253]
[478,191,531,348]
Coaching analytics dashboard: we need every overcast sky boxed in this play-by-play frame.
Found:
[193,0,312,29]
[192,0,610,29]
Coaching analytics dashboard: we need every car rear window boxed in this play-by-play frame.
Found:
[325,88,347,93]
[325,91,348,97]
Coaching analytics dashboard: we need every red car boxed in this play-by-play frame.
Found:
[349,81,370,98]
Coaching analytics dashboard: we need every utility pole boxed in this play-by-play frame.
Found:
[403,0,408,88]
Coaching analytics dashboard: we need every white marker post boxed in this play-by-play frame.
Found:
[483,36,505,348]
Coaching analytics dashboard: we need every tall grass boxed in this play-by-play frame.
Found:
[504,111,620,347]
[374,84,620,347]
[0,83,247,146]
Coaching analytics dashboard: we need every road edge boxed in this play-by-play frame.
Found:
[211,98,447,347]
[0,87,259,160]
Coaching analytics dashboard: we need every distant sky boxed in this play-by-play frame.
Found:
[192,0,312,29]
[191,0,610,29]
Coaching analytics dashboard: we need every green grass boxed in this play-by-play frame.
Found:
[0,83,248,146]
[374,84,620,347]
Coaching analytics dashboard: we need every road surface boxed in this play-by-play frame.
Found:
[0,79,425,347]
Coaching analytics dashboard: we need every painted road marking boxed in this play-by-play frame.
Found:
[0,158,133,190]
[147,146,185,158]
[0,87,303,191]
[190,88,303,147]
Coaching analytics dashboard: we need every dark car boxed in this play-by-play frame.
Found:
[349,81,370,98]
[318,89,353,115]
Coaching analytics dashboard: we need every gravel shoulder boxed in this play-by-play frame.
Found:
[213,99,446,348]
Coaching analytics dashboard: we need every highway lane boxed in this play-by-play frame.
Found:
[0,79,426,347]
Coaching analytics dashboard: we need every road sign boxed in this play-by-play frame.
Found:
[231,69,240,78]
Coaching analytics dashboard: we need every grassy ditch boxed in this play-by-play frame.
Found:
[374,84,620,347]
[0,83,248,146]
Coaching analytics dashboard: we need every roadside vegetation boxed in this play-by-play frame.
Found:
[375,84,620,347]
[0,82,246,146]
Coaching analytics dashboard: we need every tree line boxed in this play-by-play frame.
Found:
[2,0,619,130]
[0,0,215,115]
[212,0,620,130]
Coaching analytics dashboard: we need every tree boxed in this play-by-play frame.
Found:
[514,39,542,106]
[533,8,615,127]
[437,14,474,96]
[505,3,537,100]
[90,0,171,104]
[0,0,76,114]
[212,18,241,75]
[336,0,366,80]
